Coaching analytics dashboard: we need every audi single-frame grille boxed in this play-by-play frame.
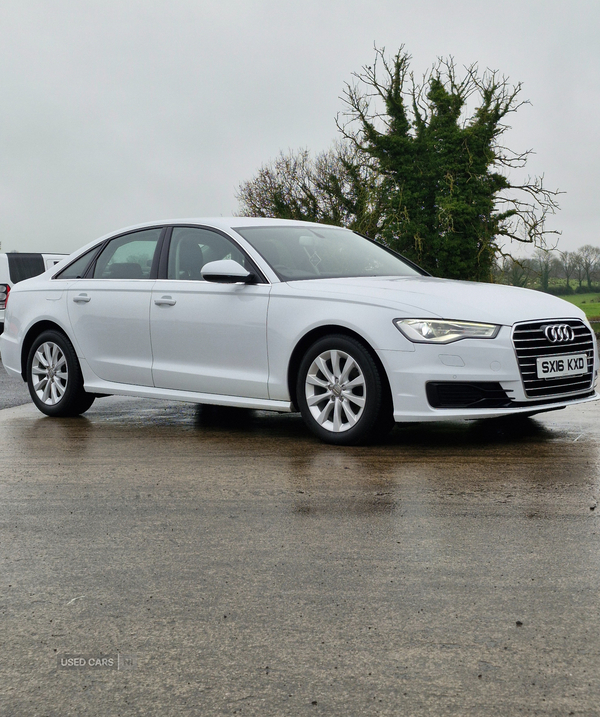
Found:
[512,319,595,398]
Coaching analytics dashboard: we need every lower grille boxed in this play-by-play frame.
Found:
[426,382,513,409]
[512,319,595,398]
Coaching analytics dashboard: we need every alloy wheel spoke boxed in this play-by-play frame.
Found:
[343,375,364,390]
[341,401,359,426]
[43,343,54,366]
[332,400,343,432]
[316,401,334,425]
[339,356,358,384]
[330,350,341,379]
[33,376,48,393]
[306,373,329,389]
[315,356,335,384]
[344,392,365,409]
[307,391,331,407]
[35,348,50,368]
[41,380,53,403]
[49,383,60,404]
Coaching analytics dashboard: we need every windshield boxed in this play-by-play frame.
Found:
[233,226,422,281]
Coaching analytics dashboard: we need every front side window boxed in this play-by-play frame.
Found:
[93,228,162,279]
[167,227,249,281]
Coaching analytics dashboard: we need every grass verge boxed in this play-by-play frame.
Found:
[559,293,600,321]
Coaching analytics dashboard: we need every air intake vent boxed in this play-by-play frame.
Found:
[512,319,594,398]
[426,382,512,409]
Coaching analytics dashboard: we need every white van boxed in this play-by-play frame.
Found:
[0,253,67,334]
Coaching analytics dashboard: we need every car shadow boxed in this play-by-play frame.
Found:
[193,404,556,448]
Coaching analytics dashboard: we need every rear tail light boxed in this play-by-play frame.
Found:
[0,284,9,310]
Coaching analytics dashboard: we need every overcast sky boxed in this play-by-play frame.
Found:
[1,0,598,255]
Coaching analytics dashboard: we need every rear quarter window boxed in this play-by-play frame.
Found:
[54,246,101,280]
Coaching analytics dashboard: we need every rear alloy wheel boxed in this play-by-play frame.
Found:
[27,330,95,417]
[297,335,390,445]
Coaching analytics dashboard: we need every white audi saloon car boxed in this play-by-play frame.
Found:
[1,218,597,444]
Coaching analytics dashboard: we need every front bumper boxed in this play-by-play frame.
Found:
[378,325,599,422]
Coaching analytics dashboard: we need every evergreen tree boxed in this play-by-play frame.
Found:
[338,48,560,280]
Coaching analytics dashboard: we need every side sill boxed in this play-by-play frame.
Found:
[81,377,294,413]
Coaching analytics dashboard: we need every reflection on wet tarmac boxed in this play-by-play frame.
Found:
[12,398,599,523]
[2,397,600,716]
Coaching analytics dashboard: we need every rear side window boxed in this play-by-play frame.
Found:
[7,254,45,283]
[93,228,162,279]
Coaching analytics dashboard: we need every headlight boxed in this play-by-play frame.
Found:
[394,319,501,344]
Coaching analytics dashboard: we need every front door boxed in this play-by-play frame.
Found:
[150,226,271,398]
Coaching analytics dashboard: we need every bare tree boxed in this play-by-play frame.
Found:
[531,249,558,292]
[236,143,385,238]
[556,250,579,291]
[497,255,534,287]
[575,245,600,290]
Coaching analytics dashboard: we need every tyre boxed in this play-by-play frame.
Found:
[26,330,95,417]
[296,334,392,445]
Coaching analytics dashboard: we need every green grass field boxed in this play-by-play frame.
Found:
[560,293,600,320]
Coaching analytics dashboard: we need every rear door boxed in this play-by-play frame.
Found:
[67,228,163,386]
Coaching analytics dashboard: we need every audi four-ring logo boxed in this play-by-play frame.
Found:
[544,324,575,343]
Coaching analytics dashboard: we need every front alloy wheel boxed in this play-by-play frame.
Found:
[297,335,391,445]
[27,330,95,417]
[305,348,366,432]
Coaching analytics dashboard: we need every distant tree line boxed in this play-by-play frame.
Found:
[237,46,561,282]
[495,245,600,294]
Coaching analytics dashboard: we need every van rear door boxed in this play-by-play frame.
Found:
[44,255,66,271]
[7,254,45,283]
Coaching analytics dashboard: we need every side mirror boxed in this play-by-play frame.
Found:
[201,259,255,284]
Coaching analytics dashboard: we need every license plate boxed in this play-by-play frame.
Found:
[536,353,588,379]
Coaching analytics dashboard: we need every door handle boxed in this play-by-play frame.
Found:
[154,296,176,306]
[73,294,91,303]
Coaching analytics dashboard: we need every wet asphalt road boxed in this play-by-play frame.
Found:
[0,357,30,409]
[1,381,600,716]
